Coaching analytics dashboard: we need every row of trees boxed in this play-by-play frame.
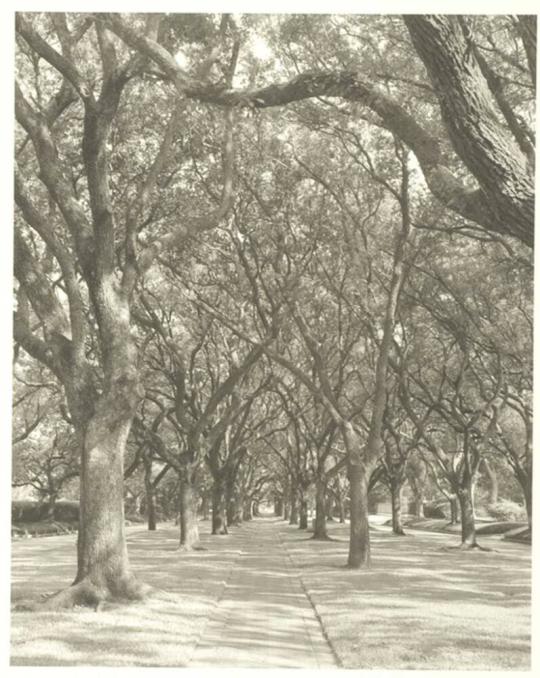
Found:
[13,13,534,608]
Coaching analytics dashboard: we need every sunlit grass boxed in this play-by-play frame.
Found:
[281,520,531,670]
[11,523,242,666]
[11,518,531,668]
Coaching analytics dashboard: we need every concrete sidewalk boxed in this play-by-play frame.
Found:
[189,518,337,668]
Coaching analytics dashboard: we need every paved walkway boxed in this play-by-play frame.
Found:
[189,519,337,668]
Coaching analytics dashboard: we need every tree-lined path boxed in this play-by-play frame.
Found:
[12,11,533,670]
[190,518,337,668]
[11,516,530,668]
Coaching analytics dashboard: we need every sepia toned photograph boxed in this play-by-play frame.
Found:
[9,4,534,670]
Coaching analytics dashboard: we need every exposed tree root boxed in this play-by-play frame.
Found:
[177,543,207,552]
[442,542,494,553]
[13,576,152,612]
[311,533,334,541]
[458,542,493,552]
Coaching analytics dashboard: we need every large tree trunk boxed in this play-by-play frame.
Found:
[67,391,145,608]
[390,481,406,536]
[457,486,478,547]
[242,499,254,521]
[179,470,200,550]
[347,462,371,568]
[298,495,309,530]
[283,501,290,521]
[225,476,242,527]
[325,495,335,522]
[45,491,58,521]
[412,491,425,518]
[449,495,460,525]
[211,477,228,535]
[312,478,329,539]
[200,493,210,521]
[289,489,299,525]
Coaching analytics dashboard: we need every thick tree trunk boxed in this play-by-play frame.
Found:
[347,463,371,568]
[283,501,290,521]
[65,395,145,608]
[449,495,460,524]
[390,482,406,536]
[407,460,427,519]
[325,496,335,522]
[228,497,243,526]
[225,480,242,526]
[299,496,308,530]
[413,491,425,518]
[312,479,329,539]
[253,502,260,517]
[45,492,58,521]
[200,493,210,521]
[212,477,228,535]
[179,471,200,550]
[242,499,253,521]
[289,490,299,525]
[457,487,478,547]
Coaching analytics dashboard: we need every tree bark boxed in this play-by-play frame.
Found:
[283,501,290,521]
[449,495,460,524]
[289,489,299,525]
[179,470,200,549]
[457,486,478,547]
[312,478,329,539]
[45,492,58,521]
[211,477,228,534]
[200,493,210,521]
[70,388,145,607]
[390,482,406,535]
[325,496,335,522]
[299,496,308,530]
[225,476,242,526]
[404,15,534,247]
[347,462,371,568]
[242,499,254,521]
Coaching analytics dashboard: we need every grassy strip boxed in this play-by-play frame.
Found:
[11,522,244,666]
[280,520,531,670]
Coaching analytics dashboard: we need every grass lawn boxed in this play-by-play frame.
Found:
[280,520,531,670]
[11,522,243,666]
[11,517,531,669]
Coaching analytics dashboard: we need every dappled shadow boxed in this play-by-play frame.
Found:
[278,520,531,670]
[11,521,245,666]
[11,516,530,669]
